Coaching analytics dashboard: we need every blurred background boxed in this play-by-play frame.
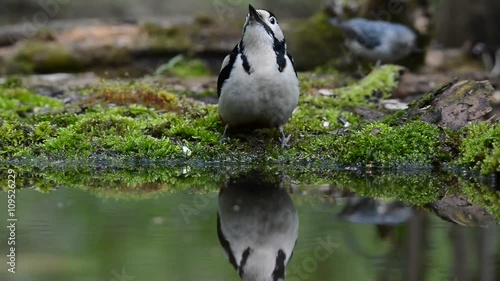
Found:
[1,0,322,24]
[0,0,499,76]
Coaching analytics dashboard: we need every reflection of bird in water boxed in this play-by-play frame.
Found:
[339,196,412,246]
[217,172,298,281]
[339,196,412,225]
[329,17,419,64]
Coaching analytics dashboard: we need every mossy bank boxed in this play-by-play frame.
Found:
[0,65,498,176]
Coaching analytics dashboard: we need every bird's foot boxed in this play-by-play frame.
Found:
[279,126,291,148]
[219,125,229,144]
[279,134,291,148]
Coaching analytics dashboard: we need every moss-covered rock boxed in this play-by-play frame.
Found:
[333,64,404,105]
[153,55,211,78]
[0,77,63,118]
[5,40,83,74]
[457,122,500,174]
[331,121,449,166]
[142,22,193,53]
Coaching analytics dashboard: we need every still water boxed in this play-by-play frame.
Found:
[0,167,498,281]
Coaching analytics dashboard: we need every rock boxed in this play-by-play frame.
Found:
[353,107,386,120]
[427,195,496,227]
[404,79,494,130]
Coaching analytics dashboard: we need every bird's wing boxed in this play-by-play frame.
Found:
[342,19,384,49]
[217,44,239,97]
[286,51,298,77]
[219,54,231,72]
[217,212,238,270]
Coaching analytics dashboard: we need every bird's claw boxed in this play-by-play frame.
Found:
[220,125,229,144]
[279,134,291,148]
[278,126,291,148]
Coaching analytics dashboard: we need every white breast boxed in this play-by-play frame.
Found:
[218,54,299,128]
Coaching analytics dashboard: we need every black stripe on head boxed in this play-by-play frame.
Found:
[216,212,238,270]
[272,249,286,281]
[245,7,275,39]
[238,247,252,277]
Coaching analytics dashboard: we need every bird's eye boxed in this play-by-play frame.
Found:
[269,17,276,25]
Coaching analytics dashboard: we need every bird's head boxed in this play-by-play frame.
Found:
[396,36,419,56]
[242,5,285,49]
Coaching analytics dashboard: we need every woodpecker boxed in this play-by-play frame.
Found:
[329,17,419,63]
[217,173,299,281]
[217,5,300,147]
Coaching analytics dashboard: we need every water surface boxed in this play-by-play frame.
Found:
[0,167,498,281]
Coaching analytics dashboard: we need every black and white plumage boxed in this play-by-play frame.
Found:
[217,5,300,147]
[217,173,298,281]
[329,18,418,63]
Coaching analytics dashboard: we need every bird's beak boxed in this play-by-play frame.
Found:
[248,4,261,23]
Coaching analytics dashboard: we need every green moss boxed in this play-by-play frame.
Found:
[40,106,182,159]
[0,120,33,156]
[461,177,500,219]
[334,65,404,105]
[29,112,81,128]
[457,122,500,174]
[298,71,353,94]
[0,120,57,157]
[2,164,497,222]
[333,171,450,205]
[0,76,23,89]
[6,40,83,74]
[289,96,359,134]
[154,55,211,78]
[290,65,402,135]
[329,121,448,166]
[0,70,496,176]
[0,82,63,119]
[83,80,184,112]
